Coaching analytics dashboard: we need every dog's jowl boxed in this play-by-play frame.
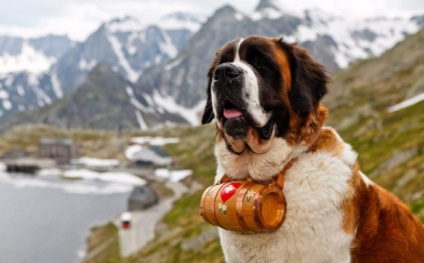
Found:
[201,35,424,263]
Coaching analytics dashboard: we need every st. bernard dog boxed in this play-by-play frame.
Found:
[201,35,424,263]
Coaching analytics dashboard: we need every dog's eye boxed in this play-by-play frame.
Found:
[252,58,265,69]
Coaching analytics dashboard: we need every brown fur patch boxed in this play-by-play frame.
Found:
[341,163,363,234]
[308,126,343,154]
[285,104,328,146]
[270,41,292,91]
[245,128,274,154]
[349,176,424,262]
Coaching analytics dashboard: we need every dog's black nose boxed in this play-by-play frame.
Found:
[214,63,241,82]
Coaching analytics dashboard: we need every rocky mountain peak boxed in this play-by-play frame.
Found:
[255,0,282,12]
[161,12,203,24]
[105,16,144,33]
[158,12,204,32]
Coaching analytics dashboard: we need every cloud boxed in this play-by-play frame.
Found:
[0,0,422,41]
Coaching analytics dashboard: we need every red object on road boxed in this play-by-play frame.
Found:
[121,212,132,229]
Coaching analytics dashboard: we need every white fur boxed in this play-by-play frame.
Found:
[232,61,270,126]
[214,129,305,182]
[215,129,358,262]
[234,38,244,62]
[210,38,270,129]
[360,171,373,186]
[211,83,220,127]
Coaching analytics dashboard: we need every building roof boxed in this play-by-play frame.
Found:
[130,146,172,165]
[129,185,158,203]
[149,146,170,158]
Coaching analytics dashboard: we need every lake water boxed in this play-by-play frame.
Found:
[0,171,132,263]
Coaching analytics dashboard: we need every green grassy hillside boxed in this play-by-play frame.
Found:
[325,28,424,218]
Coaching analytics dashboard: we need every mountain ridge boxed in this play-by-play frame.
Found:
[0,2,422,130]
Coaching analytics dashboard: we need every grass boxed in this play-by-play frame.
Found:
[83,223,122,263]
[0,124,138,161]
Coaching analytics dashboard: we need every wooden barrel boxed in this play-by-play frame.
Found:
[200,180,286,232]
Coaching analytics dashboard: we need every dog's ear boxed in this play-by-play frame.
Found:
[201,60,218,124]
[201,76,214,124]
[279,39,328,115]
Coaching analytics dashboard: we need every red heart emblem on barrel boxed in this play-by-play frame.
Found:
[221,183,241,203]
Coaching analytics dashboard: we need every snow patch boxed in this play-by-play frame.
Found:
[158,12,204,32]
[131,136,180,146]
[2,100,11,110]
[106,34,140,82]
[17,85,25,96]
[5,76,13,86]
[164,57,184,71]
[63,169,146,186]
[152,90,204,125]
[27,74,39,86]
[98,172,147,186]
[0,171,136,195]
[107,17,144,33]
[159,32,178,58]
[125,86,149,111]
[50,71,63,98]
[37,168,62,177]
[79,59,97,71]
[124,144,143,160]
[387,93,424,113]
[235,13,244,21]
[154,169,192,182]
[292,10,419,68]
[74,157,120,168]
[0,41,56,74]
[63,169,99,180]
[135,110,148,131]
[0,90,9,99]
[124,144,172,165]
[32,85,52,105]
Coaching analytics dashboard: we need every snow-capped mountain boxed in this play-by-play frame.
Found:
[293,9,419,68]
[158,12,205,32]
[0,35,74,74]
[134,1,422,118]
[52,14,201,96]
[0,0,423,131]
[0,12,202,121]
[0,35,74,119]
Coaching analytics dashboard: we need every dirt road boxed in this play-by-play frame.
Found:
[116,181,188,257]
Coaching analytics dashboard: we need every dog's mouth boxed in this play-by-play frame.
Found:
[221,101,249,139]
[218,100,275,154]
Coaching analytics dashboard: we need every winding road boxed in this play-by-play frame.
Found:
[116,181,188,257]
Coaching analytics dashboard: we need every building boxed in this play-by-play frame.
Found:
[4,158,56,174]
[130,146,172,167]
[1,148,27,159]
[38,138,78,165]
[128,185,159,211]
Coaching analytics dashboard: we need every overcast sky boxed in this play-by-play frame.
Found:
[0,0,423,41]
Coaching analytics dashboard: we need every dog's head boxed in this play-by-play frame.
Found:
[202,36,328,156]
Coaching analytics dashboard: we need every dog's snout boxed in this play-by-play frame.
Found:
[214,63,241,82]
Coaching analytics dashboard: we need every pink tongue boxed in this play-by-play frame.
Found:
[224,108,242,119]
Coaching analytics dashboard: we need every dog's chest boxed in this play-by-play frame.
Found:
[218,152,355,263]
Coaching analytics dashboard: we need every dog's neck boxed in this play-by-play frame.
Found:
[215,105,327,182]
[214,135,309,182]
